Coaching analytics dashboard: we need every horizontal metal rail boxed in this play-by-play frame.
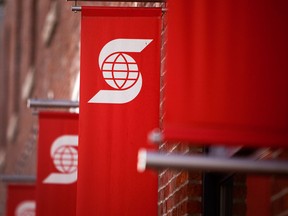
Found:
[71,5,167,12]
[0,175,36,183]
[67,0,166,2]
[27,99,79,109]
[138,149,288,175]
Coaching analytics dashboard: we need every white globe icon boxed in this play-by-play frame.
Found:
[52,145,78,174]
[101,52,140,90]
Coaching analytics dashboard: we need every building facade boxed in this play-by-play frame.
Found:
[0,0,287,215]
[0,0,80,214]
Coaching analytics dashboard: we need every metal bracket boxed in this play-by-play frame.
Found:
[72,0,81,13]
[72,6,81,12]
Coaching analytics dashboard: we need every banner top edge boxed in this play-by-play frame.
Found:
[81,6,162,17]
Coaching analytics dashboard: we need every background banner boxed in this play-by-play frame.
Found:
[78,7,161,216]
[36,112,78,216]
[165,0,288,147]
[6,184,35,216]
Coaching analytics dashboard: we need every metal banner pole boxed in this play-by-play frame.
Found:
[67,0,166,2]
[71,6,167,12]
[27,99,79,109]
[0,175,36,183]
[138,149,288,175]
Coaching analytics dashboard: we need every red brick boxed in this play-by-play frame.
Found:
[188,183,203,197]
[187,199,202,214]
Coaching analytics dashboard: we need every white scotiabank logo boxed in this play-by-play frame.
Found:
[43,135,78,184]
[15,201,36,216]
[88,38,153,104]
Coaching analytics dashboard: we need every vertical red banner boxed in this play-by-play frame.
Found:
[6,184,35,216]
[36,112,78,216]
[78,7,161,216]
[165,0,288,146]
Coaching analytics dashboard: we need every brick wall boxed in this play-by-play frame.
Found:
[2,0,81,174]
[0,4,6,159]
[158,142,203,216]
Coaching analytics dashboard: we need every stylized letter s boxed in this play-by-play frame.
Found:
[43,135,78,184]
[89,39,153,104]
[16,201,36,216]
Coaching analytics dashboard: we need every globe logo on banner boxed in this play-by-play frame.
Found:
[53,145,77,174]
[102,52,139,90]
[15,201,36,216]
[43,135,78,184]
[88,38,153,104]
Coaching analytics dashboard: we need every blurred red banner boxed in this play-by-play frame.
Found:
[78,7,161,216]
[165,0,288,147]
[36,112,78,216]
[6,184,35,216]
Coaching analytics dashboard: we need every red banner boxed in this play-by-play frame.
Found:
[36,112,78,216]
[6,185,35,216]
[78,7,161,215]
[165,0,288,147]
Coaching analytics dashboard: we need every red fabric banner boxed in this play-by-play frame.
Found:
[6,185,35,216]
[36,112,78,216]
[78,7,161,215]
[165,0,288,147]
